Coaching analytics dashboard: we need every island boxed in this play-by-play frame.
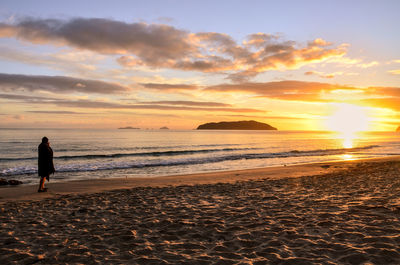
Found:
[118,126,140,130]
[160,126,169,130]
[197,120,277,130]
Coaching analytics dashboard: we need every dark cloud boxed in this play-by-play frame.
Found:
[140,83,199,90]
[54,100,262,113]
[138,101,231,107]
[0,18,193,65]
[1,93,263,113]
[13,114,24,120]
[173,57,234,72]
[0,73,129,94]
[245,33,280,49]
[0,93,56,101]
[26,110,88,114]
[194,32,251,61]
[0,18,347,81]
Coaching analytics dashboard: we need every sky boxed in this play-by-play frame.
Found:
[0,0,399,131]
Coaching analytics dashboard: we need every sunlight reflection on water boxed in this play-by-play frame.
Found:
[341,154,355,160]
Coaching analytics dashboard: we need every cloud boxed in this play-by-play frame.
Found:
[0,46,102,75]
[116,55,144,67]
[305,71,336,79]
[0,93,56,101]
[224,114,306,120]
[388,69,400,75]
[0,93,263,113]
[138,101,231,107]
[206,80,340,101]
[206,80,400,111]
[0,18,194,65]
[244,33,280,49]
[54,100,263,113]
[0,73,130,94]
[13,114,24,120]
[227,43,347,82]
[361,98,400,111]
[0,17,348,81]
[308,38,332,47]
[140,83,199,90]
[26,110,88,114]
[304,70,358,79]
[357,61,379,68]
[363,87,400,111]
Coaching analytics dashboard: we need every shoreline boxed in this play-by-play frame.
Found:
[1,155,398,203]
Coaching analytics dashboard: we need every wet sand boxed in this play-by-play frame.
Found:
[1,157,400,264]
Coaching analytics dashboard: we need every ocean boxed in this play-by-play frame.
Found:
[0,129,399,185]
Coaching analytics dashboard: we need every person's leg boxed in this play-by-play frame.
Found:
[38,177,46,192]
[38,177,44,191]
[41,177,46,190]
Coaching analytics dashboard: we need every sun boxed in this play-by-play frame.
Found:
[325,103,370,148]
[326,103,369,134]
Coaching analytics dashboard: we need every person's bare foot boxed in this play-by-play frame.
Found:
[38,188,48,193]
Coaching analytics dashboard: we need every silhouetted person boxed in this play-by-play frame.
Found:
[38,137,55,192]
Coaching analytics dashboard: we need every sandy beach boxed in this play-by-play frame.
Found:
[1,157,400,264]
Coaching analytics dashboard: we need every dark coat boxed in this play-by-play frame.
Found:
[38,143,55,179]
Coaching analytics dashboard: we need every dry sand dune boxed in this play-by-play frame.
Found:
[1,160,400,264]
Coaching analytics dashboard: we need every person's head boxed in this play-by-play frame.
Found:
[42,137,49,144]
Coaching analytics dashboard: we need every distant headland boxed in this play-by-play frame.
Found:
[197,120,277,130]
[118,126,140,130]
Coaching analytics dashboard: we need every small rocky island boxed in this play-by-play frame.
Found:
[160,126,169,130]
[118,126,140,130]
[197,120,277,130]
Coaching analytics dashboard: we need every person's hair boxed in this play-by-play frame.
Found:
[42,137,49,143]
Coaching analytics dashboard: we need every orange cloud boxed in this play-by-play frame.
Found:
[206,81,400,113]
[116,55,144,67]
[304,71,358,79]
[228,40,347,82]
[206,80,340,101]
[361,98,400,111]
[308,38,332,47]
[388,69,400,75]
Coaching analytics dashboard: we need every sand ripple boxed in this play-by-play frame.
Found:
[1,161,400,264]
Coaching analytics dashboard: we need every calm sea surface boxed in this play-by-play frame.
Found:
[0,129,399,185]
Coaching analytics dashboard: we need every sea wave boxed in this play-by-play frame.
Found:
[0,145,381,176]
[0,147,259,161]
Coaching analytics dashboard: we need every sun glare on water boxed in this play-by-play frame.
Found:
[325,103,370,149]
